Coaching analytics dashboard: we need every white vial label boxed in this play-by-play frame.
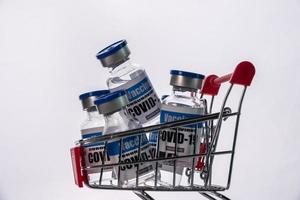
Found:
[81,127,111,173]
[107,134,154,183]
[158,105,204,169]
[110,71,160,124]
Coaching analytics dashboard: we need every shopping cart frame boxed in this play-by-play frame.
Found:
[70,61,256,200]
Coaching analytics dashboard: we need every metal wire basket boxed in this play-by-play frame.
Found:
[71,61,255,200]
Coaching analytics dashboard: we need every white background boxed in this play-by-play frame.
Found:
[1,0,300,199]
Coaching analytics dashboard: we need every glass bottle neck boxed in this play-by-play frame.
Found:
[172,87,197,97]
[85,107,101,119]
[104,109,128,122]
[109,59,133,75]
[103,108,139,134]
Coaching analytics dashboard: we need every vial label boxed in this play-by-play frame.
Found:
[110,71,161,124]
[81,127,111,173]
[158,105,204,168]
[149,131,158,149]
[107,134,154,183]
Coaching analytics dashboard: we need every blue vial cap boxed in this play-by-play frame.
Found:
[79,90,110,100]
[170,70,205,79]
[96,40,128,60]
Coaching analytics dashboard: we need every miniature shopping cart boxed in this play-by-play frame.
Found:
[70,61,256,200]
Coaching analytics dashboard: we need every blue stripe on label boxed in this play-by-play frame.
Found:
[82,132,104,147]
[107,134,149,156]
[84,142,104,147]
[160,110,203,128]
[149,131,158,144]
[126,77,152,102]
[82,132,102,139]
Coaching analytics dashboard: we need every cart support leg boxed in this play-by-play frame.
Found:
[208,191,231,200]
[199,192,230,200]
[133,190,155,200]
[199,192,217,200]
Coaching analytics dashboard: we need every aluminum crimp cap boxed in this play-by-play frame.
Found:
[170,70,205,90]
[94,90,129,115]
[79,90,110,110]
[96,40,131,68]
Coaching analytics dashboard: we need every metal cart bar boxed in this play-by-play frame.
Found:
[70,61,256,200]
[79,111,235,146]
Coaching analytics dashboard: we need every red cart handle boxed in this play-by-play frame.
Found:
[70,146,84,188]
[200,61,256,96]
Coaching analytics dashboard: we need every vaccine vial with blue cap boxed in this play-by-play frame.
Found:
[96,40,161,126]
[79,90,112,185]
[95,90,155,187]
[149,95,170,164]
[155,70,206,187]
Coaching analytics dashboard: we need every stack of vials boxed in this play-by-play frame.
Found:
[78,40,206,187]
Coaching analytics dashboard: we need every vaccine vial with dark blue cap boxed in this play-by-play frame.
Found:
[96,40,161,126]
[154,70,206,187]
[94,90,155,187]
[79,90,113,185]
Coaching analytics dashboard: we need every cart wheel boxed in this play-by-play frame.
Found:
[222,107,232,121]
[133,190,155,200]
[185,168,192,183]
[200,170,208,180]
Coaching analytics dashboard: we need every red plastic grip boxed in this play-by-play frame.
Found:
[70,146,84,188]
[214,74,232,85]
[229,61,255,86]
[200,61,255,96]
[196,143,207,170]
[201,75,221,96]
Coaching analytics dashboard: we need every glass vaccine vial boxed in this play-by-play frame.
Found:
[158,70,205,187]
[79,90,112,185]
[96,40,161,127]
[94,90,155,187]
